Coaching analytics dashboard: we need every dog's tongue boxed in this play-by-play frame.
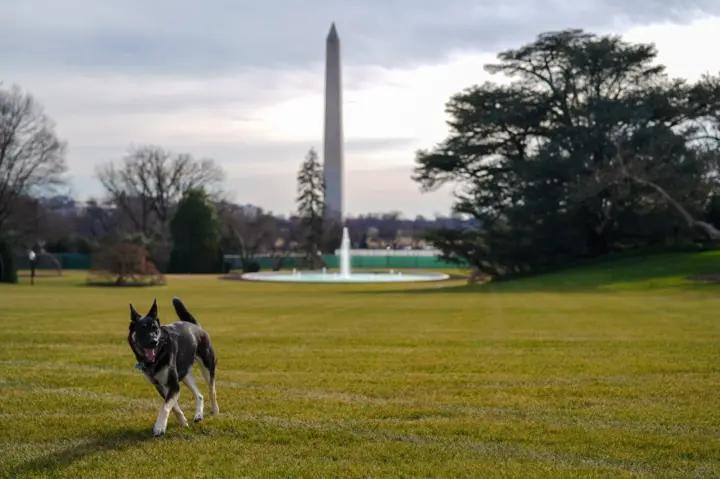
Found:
[143,348,156,362]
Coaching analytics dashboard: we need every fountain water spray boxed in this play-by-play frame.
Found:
[340,227,351,277]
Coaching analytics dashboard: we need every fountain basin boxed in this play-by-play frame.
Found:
[241,271,449,283]
[244,227,450,283]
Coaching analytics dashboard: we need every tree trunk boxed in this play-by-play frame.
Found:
[627,174,720,241]
[614,140,720,241]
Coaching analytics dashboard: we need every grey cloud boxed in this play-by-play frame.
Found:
[1,0,719,74]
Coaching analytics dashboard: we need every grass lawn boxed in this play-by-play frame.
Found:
[1,251,720,478]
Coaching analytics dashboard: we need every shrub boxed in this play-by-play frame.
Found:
[88,242,165,286]
[241,259,260,273]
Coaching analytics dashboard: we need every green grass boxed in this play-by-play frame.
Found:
[1,252,720,478]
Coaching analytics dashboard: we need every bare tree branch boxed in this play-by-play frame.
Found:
[0,85,66,231]
[96,145,224,238]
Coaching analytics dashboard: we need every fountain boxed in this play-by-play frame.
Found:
[242,227,449,283]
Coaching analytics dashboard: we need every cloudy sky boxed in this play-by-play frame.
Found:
[2,1,720,217]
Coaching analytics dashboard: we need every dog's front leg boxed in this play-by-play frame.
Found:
[153,383,188,427]
[171,402,189,427]
[153,371,180,437]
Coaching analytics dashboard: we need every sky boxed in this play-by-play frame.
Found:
[2,1,720,217]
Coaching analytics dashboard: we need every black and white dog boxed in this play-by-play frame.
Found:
[128,297,218,436]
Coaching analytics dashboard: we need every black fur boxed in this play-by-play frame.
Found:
[173,297,198,324]
[128,297,218,436]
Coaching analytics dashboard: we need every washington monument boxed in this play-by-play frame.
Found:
[323,23,343,222]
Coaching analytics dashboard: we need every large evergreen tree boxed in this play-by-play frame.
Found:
[415,30,720,276]
[169,189,221,273]
[296,148,325,267]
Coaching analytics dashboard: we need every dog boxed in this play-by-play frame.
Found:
[128,297,218,436]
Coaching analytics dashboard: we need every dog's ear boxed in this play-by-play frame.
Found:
[147,298,158,320]
[129,304,141,323]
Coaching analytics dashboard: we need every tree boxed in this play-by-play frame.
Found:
[97,145,223,269]
[0,239,17,283]
[694,75,720,234]
[415,30,720,276]
[97,146,223,237]
[0,85,66,232]
[296,148,325,267]
[612,137,720,241]
[169,189,221,273]
[217,203,285,272]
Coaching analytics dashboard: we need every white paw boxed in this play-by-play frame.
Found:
[153,427,165,437]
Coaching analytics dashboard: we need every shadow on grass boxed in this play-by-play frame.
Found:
[11,426,153,477]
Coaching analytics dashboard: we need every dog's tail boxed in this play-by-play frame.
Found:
[172,297,199,325]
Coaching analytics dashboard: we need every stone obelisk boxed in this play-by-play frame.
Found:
[323,23,343,222]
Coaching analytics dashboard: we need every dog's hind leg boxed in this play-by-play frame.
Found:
[182,371,204,422]
[197,342,218,415]
[198,361,218,416]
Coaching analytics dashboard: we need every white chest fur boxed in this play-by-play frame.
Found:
[145,365,170,396]
[153,366,170,384]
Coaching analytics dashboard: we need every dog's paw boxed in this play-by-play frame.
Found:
[211,405,219,416]
[152,427,166,437]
